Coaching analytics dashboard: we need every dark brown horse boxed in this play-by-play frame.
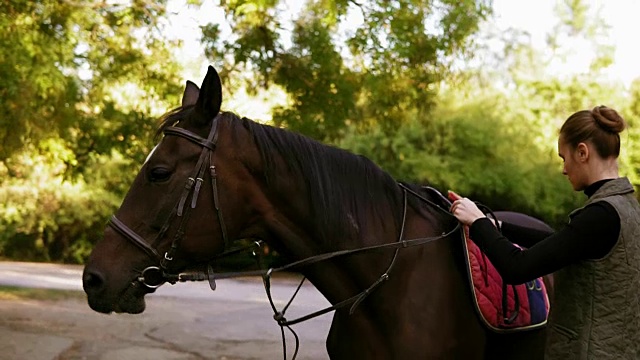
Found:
[83,66,550,359]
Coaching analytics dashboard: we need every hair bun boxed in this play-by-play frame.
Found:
[592,105,626,133]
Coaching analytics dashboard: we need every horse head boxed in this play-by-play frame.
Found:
[83,66,255,313]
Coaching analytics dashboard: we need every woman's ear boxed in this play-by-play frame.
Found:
[576,142,590,162]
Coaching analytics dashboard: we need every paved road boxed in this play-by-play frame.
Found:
[0,261,333,360]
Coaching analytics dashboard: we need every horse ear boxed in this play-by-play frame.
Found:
[194,65,222,123]
[182,80,200,107]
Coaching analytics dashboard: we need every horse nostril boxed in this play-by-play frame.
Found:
[83,269,105,293]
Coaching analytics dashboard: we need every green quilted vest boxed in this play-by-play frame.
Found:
[545,177,640,360]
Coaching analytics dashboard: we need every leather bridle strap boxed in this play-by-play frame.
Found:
[163,126,216,150]
[161,118,223,267]
[209,162,228,244]
[109,215,161,260]
[107,115,228,283]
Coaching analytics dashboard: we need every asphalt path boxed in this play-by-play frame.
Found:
[0,261,333,360]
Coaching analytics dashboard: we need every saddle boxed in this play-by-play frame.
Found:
[425,187,550,332]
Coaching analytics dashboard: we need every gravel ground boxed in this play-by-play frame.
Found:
[0,280,331,360]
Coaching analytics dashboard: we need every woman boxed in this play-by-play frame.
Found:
[450,106,640,359]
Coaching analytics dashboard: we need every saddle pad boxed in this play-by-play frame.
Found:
[448,191,550,333]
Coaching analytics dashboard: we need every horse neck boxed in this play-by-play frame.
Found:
[233,119,413,304]
[257,177,407,306]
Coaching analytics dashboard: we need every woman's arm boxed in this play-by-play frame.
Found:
[500,221,554,248]
[468,202,619,284]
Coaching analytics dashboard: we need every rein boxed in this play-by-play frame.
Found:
[108,115,461,360]
[196,187,459,322]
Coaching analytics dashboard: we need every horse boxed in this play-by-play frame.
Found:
[83,65,551,359]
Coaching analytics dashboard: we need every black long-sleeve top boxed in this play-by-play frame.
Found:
[469,179,620,285]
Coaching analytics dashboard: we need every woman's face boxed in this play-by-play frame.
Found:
[558,139,589,191]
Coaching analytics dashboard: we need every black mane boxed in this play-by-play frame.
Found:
[235,114,404,247]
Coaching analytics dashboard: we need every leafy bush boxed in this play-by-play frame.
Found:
[339,90,583,229]
[0,145,127,264]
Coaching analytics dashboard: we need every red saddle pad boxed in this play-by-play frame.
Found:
[448,191,550,332]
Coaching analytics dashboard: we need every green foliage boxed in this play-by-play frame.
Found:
[0,0,183,263]
[620,80,640,192]
[0,143,123,263]
[204,0,492,141]
[0,0,182,165]
[339,89,582,228]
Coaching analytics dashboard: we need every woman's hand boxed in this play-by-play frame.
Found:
[450,197,486,226]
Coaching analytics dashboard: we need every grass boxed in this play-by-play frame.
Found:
[0,286,85,301]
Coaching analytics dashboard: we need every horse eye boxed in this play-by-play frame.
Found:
[148,167,172,182]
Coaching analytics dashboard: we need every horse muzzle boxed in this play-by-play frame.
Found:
[83,266,154,314]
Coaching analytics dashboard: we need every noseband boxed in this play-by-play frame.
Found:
[108,115,227,289]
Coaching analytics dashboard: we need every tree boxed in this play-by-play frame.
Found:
[200,0,492,141]
[0,0,185,262]
[0,0,182,166]
[340,0,636,227]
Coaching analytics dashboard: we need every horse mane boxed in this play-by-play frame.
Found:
[231,114,405,247]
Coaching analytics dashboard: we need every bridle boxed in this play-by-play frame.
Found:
[108,115,228,289]
[107,114,462,360]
